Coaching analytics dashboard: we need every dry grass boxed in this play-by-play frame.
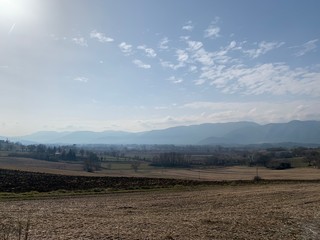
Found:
[1,156,320,180]
[1,183,320,239]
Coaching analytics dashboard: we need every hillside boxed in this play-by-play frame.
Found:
[8,120,320,145]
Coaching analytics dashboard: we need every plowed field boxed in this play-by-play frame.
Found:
[1,183,320,239]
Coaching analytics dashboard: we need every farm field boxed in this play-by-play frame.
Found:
[1,156,320,181]
[1,183,320,239]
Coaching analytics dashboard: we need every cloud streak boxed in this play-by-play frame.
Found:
[244,41,285,58]
[74,77,89,83]
[133,59,151,69]
[72,37,88,47]
[159,37,169,50]
[295,39,318,56]
[90,30,114,42]
[168,76,183,84]
[182,100,320,124]
[182,21,194,31]
[199,62,320,96]
[204,18,220,39]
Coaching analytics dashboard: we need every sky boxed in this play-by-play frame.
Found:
[0,0,320,136]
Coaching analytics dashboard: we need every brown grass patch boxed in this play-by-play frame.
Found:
[1,156,320,181]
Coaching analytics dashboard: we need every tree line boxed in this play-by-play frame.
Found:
[1,141,101,172]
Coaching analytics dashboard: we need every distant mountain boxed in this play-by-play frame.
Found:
[7,120,320,145]
[16,130,134,145]
[199,120,320,145]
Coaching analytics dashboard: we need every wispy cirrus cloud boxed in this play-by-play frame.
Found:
[118,42,133,55]
[168,76,183,84]
[186,40,203,51]
[204,18,220,39]
[160,59,184,70]
[295,39,318,57]
[72,37,88,47]
[74,77,89,83]
[176,49,189,62]
[90,30,114,43]
[159,37,169,50]
[137,45,157,58]
[186,40,214,66]
[133,99,320,130]
[199,62,320,96]
[133,59,151,69]
[182,100,320,124]
[243,41,285,58]
[182,21,194,31]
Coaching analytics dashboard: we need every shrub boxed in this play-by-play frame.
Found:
[253,175,262,182]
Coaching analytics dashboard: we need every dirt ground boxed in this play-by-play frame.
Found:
[1,183,320,239]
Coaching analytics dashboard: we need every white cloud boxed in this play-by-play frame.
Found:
[159,37,169,50]
[187,40,203,51]
[191,47,214,66]
[74,77,88,83]
[244,41,285,58]
[185,40,215,65]
[133,99,320,130]
[118,42,133,55]
[72,37,88,47]
[204,20,220,39]
[199,62,320,96]
[176,49,188,62]
[160,59,184,70]
[182,21,194,31]
[295,39,318,56]
[228,41,237,50]
[133,59,151,69]
[90,30,114,43]
[137,45,157,58]
[182,100,320,124]
[168,76,184,84]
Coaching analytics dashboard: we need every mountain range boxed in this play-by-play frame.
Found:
[6,120,320,146]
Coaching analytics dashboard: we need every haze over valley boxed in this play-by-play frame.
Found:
[1,0,319,137]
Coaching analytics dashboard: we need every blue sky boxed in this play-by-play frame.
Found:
[0,0,320,136]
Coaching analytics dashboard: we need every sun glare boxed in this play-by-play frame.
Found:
[0,0,39,22]
[0,0,23,19]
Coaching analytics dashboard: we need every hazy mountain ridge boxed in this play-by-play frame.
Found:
[8,120,320,145]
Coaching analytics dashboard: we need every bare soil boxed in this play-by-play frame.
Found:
[1,183,320,239]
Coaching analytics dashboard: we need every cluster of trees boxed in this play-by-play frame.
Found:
[0,139,23,151]
[151,152,191,167]
[83,152,101,172]
[2,139,320,170]
[2,141,101,172]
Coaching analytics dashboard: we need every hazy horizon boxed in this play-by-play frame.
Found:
[1,0,320,136]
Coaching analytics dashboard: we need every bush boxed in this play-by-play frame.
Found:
[253,175,262,182]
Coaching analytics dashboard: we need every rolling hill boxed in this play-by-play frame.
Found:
[8,120,320,145]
